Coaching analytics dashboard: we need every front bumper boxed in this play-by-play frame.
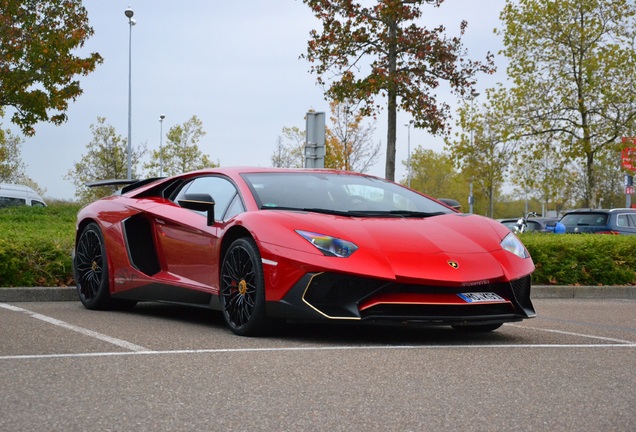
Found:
[266,273,536,326]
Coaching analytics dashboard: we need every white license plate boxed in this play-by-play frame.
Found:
[458,292,505,303]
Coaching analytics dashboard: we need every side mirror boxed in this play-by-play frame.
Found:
[437,198,461,210]
[178,193,216,226]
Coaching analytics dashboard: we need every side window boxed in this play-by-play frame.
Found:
[627,214,636,227]
[616,214,629,227]
[0,196,26,207]
[175,176,244,221]
[225,194,243,220]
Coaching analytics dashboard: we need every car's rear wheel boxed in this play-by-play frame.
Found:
[451,323,503,332]
[74,222,136,310]
[220,237,268,336]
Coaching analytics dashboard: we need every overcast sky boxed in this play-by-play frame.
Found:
[13,0,509,200]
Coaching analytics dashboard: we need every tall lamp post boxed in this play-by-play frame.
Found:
[159,114,165,177]
[125,7,135,180]
[469,90,480,214]
[405,120,414,188]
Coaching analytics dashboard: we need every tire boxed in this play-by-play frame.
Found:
[220,237,268,336]
[451,323,503,332]
[74,222,136,311]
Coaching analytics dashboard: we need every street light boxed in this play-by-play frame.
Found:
[405,120,414,188]
[159,114,165,177]
[469,90,480,214]
[125,7,136,180]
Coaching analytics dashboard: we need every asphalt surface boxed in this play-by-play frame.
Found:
[1,299,635,431]
[1,285,635,302]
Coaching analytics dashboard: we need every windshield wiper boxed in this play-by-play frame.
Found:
[261,206,447,218]
[260,206,350,216]
[387,210,448,218]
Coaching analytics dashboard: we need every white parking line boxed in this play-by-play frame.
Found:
[0,303,148,352]
[0,343,634,361]
[508,323,636,344]
[2,303,634,362]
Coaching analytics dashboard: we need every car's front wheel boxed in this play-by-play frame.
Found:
[74,222,136,310]
[220,237,268,336]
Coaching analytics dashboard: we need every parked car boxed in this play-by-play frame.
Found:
[0,183,46,208]
[559,208,636,235]
[499,215,560,233]
[73,167,536,336]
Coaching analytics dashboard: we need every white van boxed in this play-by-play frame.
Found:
[0,183,47,207]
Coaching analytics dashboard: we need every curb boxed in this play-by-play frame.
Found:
[0,286,635,302]
[531,285,636,299]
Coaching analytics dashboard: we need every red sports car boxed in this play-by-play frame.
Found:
[73,167,536,336]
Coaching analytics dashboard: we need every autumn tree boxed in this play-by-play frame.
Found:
[407,147,467,205]
[303,0,493,181]
[0,0,102,136]
[145,115,216,177]
[65,117,146,204]
[271,126,305,168]
[324,100,381,172]
[499,0,636,207]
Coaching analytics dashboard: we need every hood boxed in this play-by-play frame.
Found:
[253,211,528,285]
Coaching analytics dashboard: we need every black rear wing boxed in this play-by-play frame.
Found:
[85,178,164,194]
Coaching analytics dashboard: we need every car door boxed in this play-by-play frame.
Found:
[616,213,636,235]
[152,175,244,289]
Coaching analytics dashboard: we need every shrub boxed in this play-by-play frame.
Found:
[1,204,635,286]
[521,234,636,285]
[0,203,79,287]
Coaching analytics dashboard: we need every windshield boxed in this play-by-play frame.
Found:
[242,172,454,216]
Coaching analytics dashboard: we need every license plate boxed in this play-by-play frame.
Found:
[457,292,505,303]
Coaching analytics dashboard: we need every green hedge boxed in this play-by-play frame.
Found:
[0,204,79,287]
[522,234,636,285]
[1,204,635,286]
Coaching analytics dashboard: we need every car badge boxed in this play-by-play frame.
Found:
[448,260,459,269]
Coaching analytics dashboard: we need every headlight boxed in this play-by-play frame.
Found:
[296,230,358,258]
[500,232,529,258]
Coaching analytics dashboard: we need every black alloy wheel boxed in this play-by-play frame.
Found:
[74,223,135,310]
[220,238,268,336]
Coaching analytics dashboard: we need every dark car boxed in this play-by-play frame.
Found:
[499,217,560,233]
[559,208,636,235]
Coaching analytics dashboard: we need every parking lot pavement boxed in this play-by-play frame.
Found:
[0,299,635,431]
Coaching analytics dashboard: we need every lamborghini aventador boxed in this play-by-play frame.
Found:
[73,167,536,336]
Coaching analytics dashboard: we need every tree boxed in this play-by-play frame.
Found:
[511,136,579,216]
[145,115,216,177]
[407,147,466,203]
[271,126,305,168]
[0,0,102,136]
[0,123,26,183]
[499,0,636,207]
[0,112,44,193]
[302,0,493,181]
[65,117,146,203]
[324,100,381,172]
[447,89,517,217]
[579,149,625,208]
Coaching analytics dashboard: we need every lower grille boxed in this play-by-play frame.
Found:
[300,273,536,320]
[360,303,514,319]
